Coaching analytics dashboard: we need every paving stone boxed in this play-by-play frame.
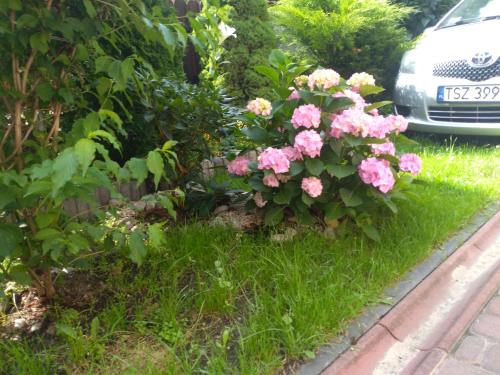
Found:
[481,344,500,373]
[471,314,500,341]
[454,335,486,363]
[487,297,500,316]
[436,358,492,375]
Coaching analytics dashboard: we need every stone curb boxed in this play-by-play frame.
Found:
[296,200,500,375]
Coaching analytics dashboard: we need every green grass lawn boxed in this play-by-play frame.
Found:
[1,137,500,375]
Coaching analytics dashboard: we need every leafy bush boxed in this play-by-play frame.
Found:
[0,0,187,298]
[271,0,413,93]
[221,0,278,100]
[394,0,461,36]
[227,51,422,240]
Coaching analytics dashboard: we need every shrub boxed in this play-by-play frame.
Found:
[271,0,413,93]
[227,51,422,240]
[221,0,278,100]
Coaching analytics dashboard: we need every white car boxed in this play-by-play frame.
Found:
[394,0,500,135]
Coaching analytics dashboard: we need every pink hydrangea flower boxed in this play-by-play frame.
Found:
[281,146,303,161]
[258,147,290,174]
[347,72,376,88]
[386,114,408,134]
[399,153,422,176]
[254,192,267,208]
[291,104,322,129]
[371,141,396,156]
[263,174,280,187]
[333,90,366,110]
[227,156,250,176]
[358,157,395,193]
[247,98,272,116]
[287,88,300,101]
[367,115,392,139]
[294,130,323,158]
[308,69,340,90]
[330,109,373,138]
[301,176,323,198]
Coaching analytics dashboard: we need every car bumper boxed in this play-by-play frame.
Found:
[394,73,500,136]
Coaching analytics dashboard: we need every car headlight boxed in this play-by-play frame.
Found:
[400,50,417,74]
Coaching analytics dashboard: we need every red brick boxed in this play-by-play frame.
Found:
[481,344,500,373]
[436,358,491,375]
[486,297,500,316]
[454,335,486,363]
[471,314,500,341]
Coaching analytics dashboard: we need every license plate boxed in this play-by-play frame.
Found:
[437,85,500,102]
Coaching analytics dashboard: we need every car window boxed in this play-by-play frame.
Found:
[438,0,500,28]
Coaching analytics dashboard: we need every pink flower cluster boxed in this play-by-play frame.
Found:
[308,69,340,90]
[291,104,322,129]
[254,192,267,207]
[371,141,396,156]
[333,90,366,110]
[258,147,290,174]
[263,174,280,187]
[247,98,272,116]
[294,130,323,158]
[330,109,372,138]
[399,153,422,176]
[386,115,408,134]
[288,88,300,101]
[227,156,249,176]
[301,177,323,198]
[281,146,303,161]
[358,157,395,193]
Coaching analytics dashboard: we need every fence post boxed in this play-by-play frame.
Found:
[172,0,202,84]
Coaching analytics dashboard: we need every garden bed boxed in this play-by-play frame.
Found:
[1,138,499,374]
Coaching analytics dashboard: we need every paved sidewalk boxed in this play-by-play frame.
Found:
[433,287,500,374]
[323,211,500,375]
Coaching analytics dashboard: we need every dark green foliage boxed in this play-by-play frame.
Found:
[272,0,413,94]
[222,0,278,100]
[395,0,461,36]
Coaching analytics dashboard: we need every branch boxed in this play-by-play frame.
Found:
[21,50,37,94]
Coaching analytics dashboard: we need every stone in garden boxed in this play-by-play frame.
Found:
[14,318,27,330]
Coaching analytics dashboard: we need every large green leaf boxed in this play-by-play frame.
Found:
[255,65,279,85]
[52,148,79,194]
[264,206,284,226]
[305,159,324,176]
[127,158,149,185]
[36,83,54,102]
[74,139,96,176]
[147,151,164,189]
[242,126,268,142]
[83,0,97,18]
[289,161,304,176]
[0,185,16,210]
[148,223,166,250]
[361,223,381,242]
[0,224,22,257]
[273,188,292,205]
[30,33,49,53]
[339,188,363,207]
[326,164,356,179]
[129,231,147,266]
[324,202,346,221]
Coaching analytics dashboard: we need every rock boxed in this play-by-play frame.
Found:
[14,318,27,330]
[29,322,43,333]
[132,201,147,210]
[214,205,229,215]
[271,228,297,242]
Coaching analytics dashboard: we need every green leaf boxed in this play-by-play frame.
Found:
[326,164,356,179]
[365,101,392,112]
[305,159,324,176]
[128,231,147,266]
[30,33,49,53]
[255,65,279,85]
[75,44,89,60]
[361,223,381,242]
[273,188,292,205]
[0,185,16,210]
[301,192,314,207]
[90,317,100,338]
[148,223,166,250]
[162,140,178,151]
[324,202,346,221]
[158,23,176,58]
[88,130,121,151]
[127,158,148,185]
[248,175,267,192]
[34,228,61,241]
[56,323,77,339]
[324,97,354,113]
[74,139,96,176]
[268,49,288,68]
[339,188,363,207]
[17,14,38,28]
[242,126,268,143]
[383,198,398,214]
[264,206,284,226]
[36,82,54,102]
[147,151,164,189]
[359,85,385,97]
[98,109,123,128]
[83,0,97,18]
[8,0,22,11]
[289,161,304,176]
[0,224,22,257]
[35,213,58,229]
[158,195,176,219]
[52,148,79,193]
[396,134,419,145]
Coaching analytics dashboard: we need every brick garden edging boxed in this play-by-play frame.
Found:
[297,200,500,375]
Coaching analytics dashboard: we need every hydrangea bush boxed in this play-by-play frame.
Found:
[227,52,422,240]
